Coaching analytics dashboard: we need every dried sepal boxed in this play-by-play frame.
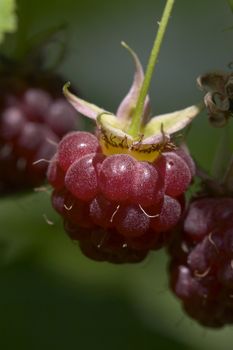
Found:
[204,92,230,127]
[197,72,228,93]
[198,71,233,127]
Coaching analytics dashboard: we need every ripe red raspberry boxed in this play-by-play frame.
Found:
[168,197,233,328]
[0,72,79,194]
[48,130,194,263]
[46,38,201,263]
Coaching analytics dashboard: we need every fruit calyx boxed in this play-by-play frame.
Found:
[63,48,202,163]
[63,0,202,162]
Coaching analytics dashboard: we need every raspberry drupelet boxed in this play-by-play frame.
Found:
[47,39,201,263]
[168,197,233,328]
[0,71,79,194]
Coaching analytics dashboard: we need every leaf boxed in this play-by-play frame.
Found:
[0,0,17,44]
[228,0,233,12]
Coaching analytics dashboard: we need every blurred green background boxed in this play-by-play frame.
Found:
[0,0,233,349]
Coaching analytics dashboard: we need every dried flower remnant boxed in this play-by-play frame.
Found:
[198,71,233,127]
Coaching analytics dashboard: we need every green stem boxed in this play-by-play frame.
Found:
[128,0,175,137]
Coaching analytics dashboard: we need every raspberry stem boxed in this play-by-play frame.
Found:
[128,0,175,138]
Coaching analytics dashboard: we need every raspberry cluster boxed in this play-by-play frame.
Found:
[48,130,194,263]
[0,74,77,193]
[168,197,233,328]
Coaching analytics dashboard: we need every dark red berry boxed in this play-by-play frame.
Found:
[0,73,79,194]
[47,99,79,137]
[1,107,25,140]
[168,197,233,328]
[48,130,194,263]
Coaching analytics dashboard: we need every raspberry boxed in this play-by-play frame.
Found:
[48,130,193,263]
[0,74,79,194]
[46,31,201,263]
[168,197,233,328]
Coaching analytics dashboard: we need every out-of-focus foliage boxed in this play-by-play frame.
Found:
[0,0,17,44]
[228,0,233,11]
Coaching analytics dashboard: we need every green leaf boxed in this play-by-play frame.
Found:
[0,0,17,44]
[228,0,233,12]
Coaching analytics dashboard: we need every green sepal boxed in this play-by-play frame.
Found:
[143,103,204,143]
[63,82,106,120]
[116,42,150,124]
